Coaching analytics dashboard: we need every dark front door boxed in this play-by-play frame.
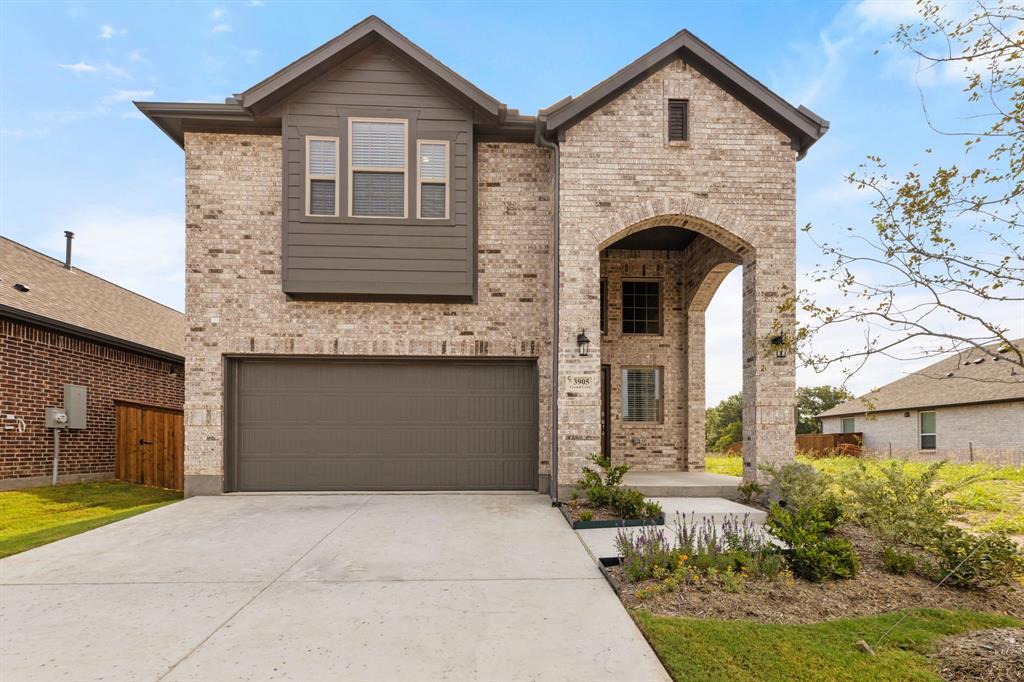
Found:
[228,358,539,492]
[601,364,611,456]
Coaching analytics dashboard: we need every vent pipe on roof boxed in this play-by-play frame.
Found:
[64,231,74,270]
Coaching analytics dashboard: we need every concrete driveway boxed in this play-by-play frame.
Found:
[0,493,668,681]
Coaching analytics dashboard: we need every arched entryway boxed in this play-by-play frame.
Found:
[557,200,795,487]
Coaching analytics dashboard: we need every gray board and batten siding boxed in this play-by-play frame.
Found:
[281,42,475,300]
[226,358,539,492]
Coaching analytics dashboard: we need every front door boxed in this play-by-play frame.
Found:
[601,364,611,456]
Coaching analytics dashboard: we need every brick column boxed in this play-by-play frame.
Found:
[741,251,796,482]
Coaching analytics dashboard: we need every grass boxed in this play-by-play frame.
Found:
[706,454,1024,535]
[634,608,1022,682]
[0,481,181,558]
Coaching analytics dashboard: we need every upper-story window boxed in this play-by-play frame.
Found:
[417,140,449,219]
[306,136,339,217]
[841,417,855,433]
[668,99,689,142]
[349,118,407,218]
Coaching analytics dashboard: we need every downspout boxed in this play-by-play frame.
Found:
[535,118,560,502]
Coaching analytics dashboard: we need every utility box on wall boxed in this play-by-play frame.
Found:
[63,384,87,430]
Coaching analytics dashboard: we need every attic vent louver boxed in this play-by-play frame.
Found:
[13,283,29,293]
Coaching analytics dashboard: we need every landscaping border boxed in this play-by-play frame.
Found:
[557,502,665,529]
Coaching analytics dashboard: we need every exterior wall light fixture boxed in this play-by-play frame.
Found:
[770,334,787,359]
[576,331,591,357]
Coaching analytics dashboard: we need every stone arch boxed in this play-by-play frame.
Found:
[591,197,755,258]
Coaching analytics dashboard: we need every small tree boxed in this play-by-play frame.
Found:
[796,386,855,434]
[797,0,1024,381]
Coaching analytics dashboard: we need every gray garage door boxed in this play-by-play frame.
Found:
[228,359,538,491]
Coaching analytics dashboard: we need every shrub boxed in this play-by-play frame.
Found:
[925,526,1024,589]
[882,547,917,576]
[766,503,858,582]
[574,453,662,519]
[737,480,763,505]
[840,460,964,550]
[765,462,837,514]
[578,509,594,522]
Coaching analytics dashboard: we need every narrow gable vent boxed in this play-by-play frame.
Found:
[668,99,689,142]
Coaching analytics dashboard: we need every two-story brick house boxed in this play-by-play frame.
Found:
[139,16,827,497]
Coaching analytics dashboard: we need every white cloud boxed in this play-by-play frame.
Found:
[58,61,97,74]
[103,89,154,103]
[855,0,919,27]
[248,0,265,6]
[127,49,145,63]
[212,23,232,33]
[60,210,185,311]
[210,8,225,19]
[98,24,126,39]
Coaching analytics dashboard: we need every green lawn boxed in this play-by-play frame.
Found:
[634,608,1021,682]
[0,481,181,558]
[706,455,1024,534]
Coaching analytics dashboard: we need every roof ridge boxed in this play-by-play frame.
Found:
[1,235,184,316]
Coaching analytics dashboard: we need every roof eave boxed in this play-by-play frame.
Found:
[542,29,829,156]
[135,101,274,148]
[239,15,503,119]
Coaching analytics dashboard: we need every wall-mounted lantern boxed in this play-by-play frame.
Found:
[770,334,787,359]
[576,331,591,357]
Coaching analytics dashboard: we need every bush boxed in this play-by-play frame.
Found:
[766,501,858,582]
[765,462,837,514]
[574,453,662,519]
[840,460,964,550]
[578,509,593,522]
[925,526,1024,589]
[882,547,917,576]
[737,480,763,505]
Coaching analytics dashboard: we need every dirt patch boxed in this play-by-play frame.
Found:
[608,525,1024,624]
[560,502,658,525]
[929,628,1024,681]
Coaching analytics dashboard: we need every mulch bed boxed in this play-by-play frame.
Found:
[561,503,627,524]
[929,628,1024,681]
[607,524,1024,624]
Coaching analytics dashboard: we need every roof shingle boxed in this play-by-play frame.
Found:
[0,237,184,359]
[817,340,1024,417]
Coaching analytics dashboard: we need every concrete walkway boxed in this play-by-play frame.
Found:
[0,493,668,682]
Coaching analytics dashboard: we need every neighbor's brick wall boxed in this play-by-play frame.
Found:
[183,134,553,483]
[0,317,184,480]
[559,56,798,484]
[821,402,1024,457]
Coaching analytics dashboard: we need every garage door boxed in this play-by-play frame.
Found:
[228,359,538,491]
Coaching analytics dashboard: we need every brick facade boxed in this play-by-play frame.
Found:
[183,136,553,492]
[821,402,1024,459]
[0,317,184,483]
[557,57,797,485]
[183,56,801,492]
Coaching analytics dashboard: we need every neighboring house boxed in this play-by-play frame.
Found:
[818,341,1024,458]
[138,16,827,497]
[0,235,185,489]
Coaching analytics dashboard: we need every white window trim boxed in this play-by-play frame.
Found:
[841,417,855,433]
[416,139,449,220]
[305,135,339,218]
[348,117,408,219]
[919,410,937,450]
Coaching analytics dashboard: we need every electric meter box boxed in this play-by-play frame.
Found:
[45,407,69,429]
[63,384,87,430]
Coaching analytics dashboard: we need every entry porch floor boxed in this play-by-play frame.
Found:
[623,470,742,499]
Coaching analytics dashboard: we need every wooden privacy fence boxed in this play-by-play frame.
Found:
[115,402,184,491]
[796,432,863,457]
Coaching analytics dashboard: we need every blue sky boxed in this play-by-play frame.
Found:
[1,0,1015,404]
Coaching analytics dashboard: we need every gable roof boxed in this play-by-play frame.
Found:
[0,237,184,361]
[240,15,503,117]
[817,340,1024,418]
[540,29,828,157]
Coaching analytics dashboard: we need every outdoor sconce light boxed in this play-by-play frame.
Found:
[770,334,787,359]
[576,331,591,357]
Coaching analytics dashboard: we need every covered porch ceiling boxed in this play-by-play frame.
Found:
[600,225,699,252]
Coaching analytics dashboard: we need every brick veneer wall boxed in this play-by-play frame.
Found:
[821,402,1024,457]
[183,135,553,493]
[0,317,184,482]
[599,249,685,470]
[558,56,798,485]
